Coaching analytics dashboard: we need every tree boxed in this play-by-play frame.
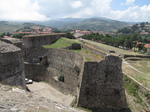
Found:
[66,33,75,39]
[12,33,29,39]
[125,39,133,49]
[132,41,137,51]
[140,22,145,28]
[7,32,10,36]
[136,43,145,51]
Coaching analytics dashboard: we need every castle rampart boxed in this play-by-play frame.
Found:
[21,34,130,112]
[22,33,66,49]
[25,48,84,95]
[0,41,25,88]
[77,55,129,111]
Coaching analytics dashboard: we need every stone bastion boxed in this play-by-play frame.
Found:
[0,40,25,88]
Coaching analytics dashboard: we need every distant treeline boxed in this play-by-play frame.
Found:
[81,33,150,52]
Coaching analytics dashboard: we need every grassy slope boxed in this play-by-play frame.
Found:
[123,59,150,89]
[43,38,72,48]
[124,75,150,112]
[43,38,102,61]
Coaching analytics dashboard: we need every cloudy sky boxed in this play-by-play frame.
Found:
[0,0,150,22]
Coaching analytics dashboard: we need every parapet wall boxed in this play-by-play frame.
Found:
[0,38,22,49]
[22,33,66,49]
[0,41,25,88]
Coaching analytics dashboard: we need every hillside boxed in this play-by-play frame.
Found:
[0,21,50,37]
[35,18,84,28]
[117,22,150,36]
[0,21,24,34]
[61,18,129,32]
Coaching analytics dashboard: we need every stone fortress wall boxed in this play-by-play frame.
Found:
[22,34,130,112]
[0,33,130,112]
[78,55,128,111]
[25,48,84,95]
[22,33,66,49]
[0,38,22,48]
[0,40,25,88]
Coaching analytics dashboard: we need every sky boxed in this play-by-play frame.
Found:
[0,0,150,22]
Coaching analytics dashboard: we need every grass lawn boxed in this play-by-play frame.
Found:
[43,38,71,48]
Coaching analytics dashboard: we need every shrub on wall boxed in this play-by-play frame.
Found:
[57,75,64,82]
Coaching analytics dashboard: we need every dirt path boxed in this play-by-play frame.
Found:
[27,82,75,106]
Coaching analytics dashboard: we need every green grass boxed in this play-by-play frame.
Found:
[85,57,92,61]
[71,49,82,53]
[124,75,143,104]
[43,38,71,48]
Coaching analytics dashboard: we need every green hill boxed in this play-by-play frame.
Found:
[0,21,24,34]
[61,18,129,32]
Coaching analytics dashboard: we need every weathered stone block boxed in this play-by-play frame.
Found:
[0,41,25,88]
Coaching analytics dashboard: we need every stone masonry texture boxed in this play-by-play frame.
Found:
[77,55,130,112]
[0,41,25,88]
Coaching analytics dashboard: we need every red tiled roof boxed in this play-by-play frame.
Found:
[144,44,150,48]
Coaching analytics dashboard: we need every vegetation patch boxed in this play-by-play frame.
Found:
[123,74,143,104]
[122,60,150,89]
[57,75,64,82]
[85,57,92,61]
[43,38,71,48]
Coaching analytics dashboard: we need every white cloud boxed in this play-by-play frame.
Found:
[0,0,150,22]
[70,1,83,8]
[125,0,135,5]
[0,0,50,21]
[110,5,150,22]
